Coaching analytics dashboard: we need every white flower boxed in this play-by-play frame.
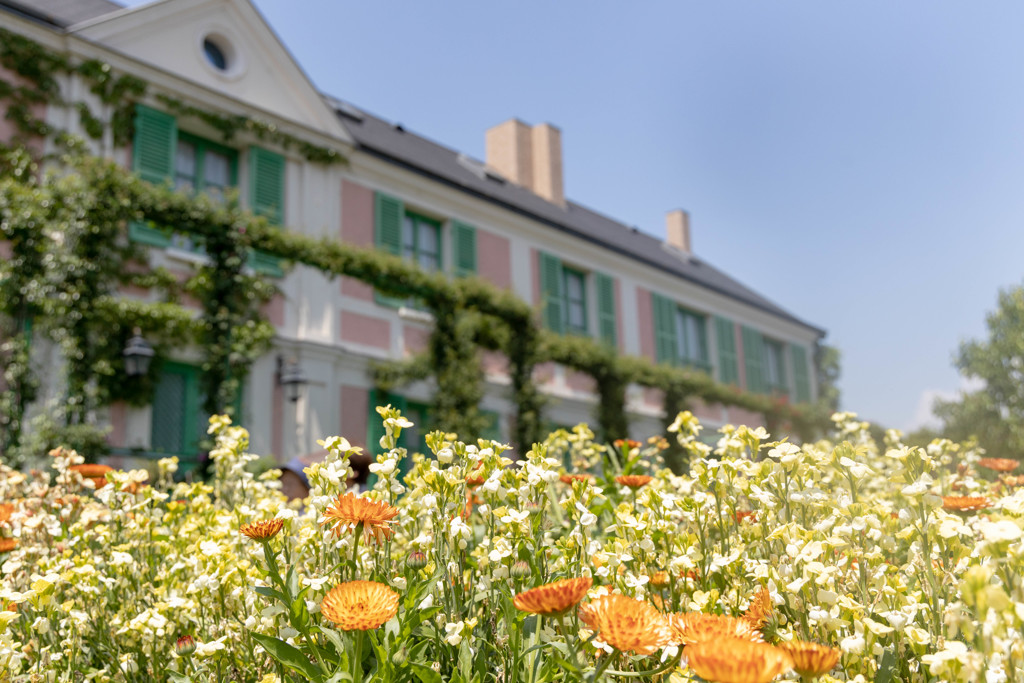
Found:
[417,594,434,610]
[199,540,221,557]
[978,520,1022,543]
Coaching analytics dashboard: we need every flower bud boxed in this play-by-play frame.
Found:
[407,551,428,569]
[510,561,531,578]
[391,648,408,666]
[175,635,196,657]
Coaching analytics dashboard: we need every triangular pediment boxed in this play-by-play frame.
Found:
[71,0,348,139]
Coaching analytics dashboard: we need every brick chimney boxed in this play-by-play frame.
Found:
[665,209,691,254]
[486,119,565,206]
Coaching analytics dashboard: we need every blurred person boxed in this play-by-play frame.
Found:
[279,448,372,501]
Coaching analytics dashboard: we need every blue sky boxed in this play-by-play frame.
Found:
[128,0,1024,430]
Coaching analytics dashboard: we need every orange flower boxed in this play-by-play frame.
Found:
[0,504,13,525]
[87,477,109,490]
[667,612,764,647]
[559,473,594,485]
[942,496,990,513]
[321,492,399,543]
[649,571,670,587]
[69,464,113,478]
[778,640,841,678]
[320,581,399,631]
[239,519,285,541]
[734,509,757,524]
[613,439,642,450]
[685,638,794,683]
[0,538,16,553]
[977,458,1020,473]
[578,593,674,655]
[743,587,773,629]
[513,577,592,616]
[615,474,653,489]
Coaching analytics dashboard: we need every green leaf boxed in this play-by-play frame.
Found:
[253,585,287,604]
[167,672,191,683]
[409,662,443,683]
[876,647,897,683]
[250,631,323,682]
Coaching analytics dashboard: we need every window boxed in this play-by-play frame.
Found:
[763,338,787,393]
[373,192,478,307]
[129,104,286,277]
[170,133,237,253]
[538,251,617,346]
[740,326,789,395]
[402,212,442,272]
[652,292,709,371]
[563,267,588,335]
[674,308,709,368]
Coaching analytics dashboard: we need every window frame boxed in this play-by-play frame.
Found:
[561,266,589,336]
[762,337,788,394]
[401,210,443,273]
[673,306,710,371]
[169,132,238,253]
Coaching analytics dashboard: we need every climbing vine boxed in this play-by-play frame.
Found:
[0,27,829,460]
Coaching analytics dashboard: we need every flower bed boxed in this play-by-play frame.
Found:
[0,410,1022,682]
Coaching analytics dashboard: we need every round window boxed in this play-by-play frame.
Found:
[203,37,228,71]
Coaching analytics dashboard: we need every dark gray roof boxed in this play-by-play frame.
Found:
[0,0,121,27]
[328,97,824,336]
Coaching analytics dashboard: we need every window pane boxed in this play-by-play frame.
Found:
[203,149,231,202]
[175,140,196,192]
[685,315,706,363]
[764,342,781,386]
[564,270,586,331]
[417,222,439,270]
[402,215,416,260]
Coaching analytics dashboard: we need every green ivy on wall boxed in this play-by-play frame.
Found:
[0,27,828,460]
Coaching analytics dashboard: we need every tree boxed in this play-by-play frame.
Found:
[934,286,1024,461]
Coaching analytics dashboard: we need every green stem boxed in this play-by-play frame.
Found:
[351,629,364,681]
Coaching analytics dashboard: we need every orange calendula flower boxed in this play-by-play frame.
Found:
[320,581,399,631]
[743,587,773,629]
[977,458,1020,473]
[239,519,285,541]
[321,492,399,542]
[613,439,643,450]
[667,612,764,646]
[685,638,794,683]
[69,464,114,479]
[578,593,674,655]
[942,496,990,513]
[0,538,17,553]
[513,577,592,616]
[0,504,13,524]
[559,473,594,485]
[649,571,670,587]
[615,474,653,489]
[778,640,841,678]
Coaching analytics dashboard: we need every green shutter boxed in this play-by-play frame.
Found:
[249,147,286,225]
[247,250,285,277]
[133,105,176,184]
[791,344,811,403]
[374,193,404,307]
[715,316,739,385]
[652,292,678,365]
[742,326,766,394]
[151,362,202,462]
[481,410,502,442]
[452,221,477,277]
[539,251,565,334]
[595,272,617,348]
[130,105,176,247]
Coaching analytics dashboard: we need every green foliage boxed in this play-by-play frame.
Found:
[934,286,1024,461]
[0,24,829,456]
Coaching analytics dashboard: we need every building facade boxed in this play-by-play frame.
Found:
[0,0,825,464]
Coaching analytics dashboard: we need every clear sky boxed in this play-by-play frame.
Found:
[126,0,1024,430]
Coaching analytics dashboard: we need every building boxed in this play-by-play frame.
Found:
[0,0,825,465]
